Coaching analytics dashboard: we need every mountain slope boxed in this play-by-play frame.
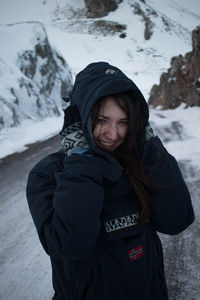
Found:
[0,21,72,130]
[1,0,200,98]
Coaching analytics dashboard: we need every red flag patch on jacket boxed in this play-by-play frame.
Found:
[128,245,144,262]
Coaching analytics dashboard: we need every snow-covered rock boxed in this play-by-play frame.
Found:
[0,21,73,130]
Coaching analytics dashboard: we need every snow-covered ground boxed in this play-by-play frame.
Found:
[0,115,63,160]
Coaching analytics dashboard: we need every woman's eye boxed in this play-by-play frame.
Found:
[97,119,106,124]
[120,120,128,125]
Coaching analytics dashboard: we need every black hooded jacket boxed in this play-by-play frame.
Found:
[26,62,194,300]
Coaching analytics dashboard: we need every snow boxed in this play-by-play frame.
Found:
[0,0,199,159]
[0,0,200,299]
[0,115,63,159]
[0,0,199,165]
[0,20,72,131]
[150,105,200,161]
[147,0,200,31]
[0,22,45,97]
[0,22,46,61]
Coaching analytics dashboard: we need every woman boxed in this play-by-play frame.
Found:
[26,62,194,300]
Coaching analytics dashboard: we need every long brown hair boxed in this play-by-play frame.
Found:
[91,91,152,224]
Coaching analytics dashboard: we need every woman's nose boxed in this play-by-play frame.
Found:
[105,124,118,140]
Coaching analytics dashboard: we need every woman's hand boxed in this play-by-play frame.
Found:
[60,105,90,156]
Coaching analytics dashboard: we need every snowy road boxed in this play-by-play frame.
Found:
[0,135,60,300]
[0,135,199,300]
[160,159,200,300]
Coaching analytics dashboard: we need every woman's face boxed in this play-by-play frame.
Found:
[92,97,128,152]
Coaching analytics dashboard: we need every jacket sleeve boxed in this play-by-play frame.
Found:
[26,153,105,259]
[142,136,195,235]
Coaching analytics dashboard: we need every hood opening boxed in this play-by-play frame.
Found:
[69,62,149,152]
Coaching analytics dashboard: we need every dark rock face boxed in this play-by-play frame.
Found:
[148,26,200,109]
[84,0,123,18]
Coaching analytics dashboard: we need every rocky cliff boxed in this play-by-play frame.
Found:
[84,0,123,18]
[148,26,200,109]
[0,22,73,130]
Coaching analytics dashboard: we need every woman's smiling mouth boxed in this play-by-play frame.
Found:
[97,140,115,146]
